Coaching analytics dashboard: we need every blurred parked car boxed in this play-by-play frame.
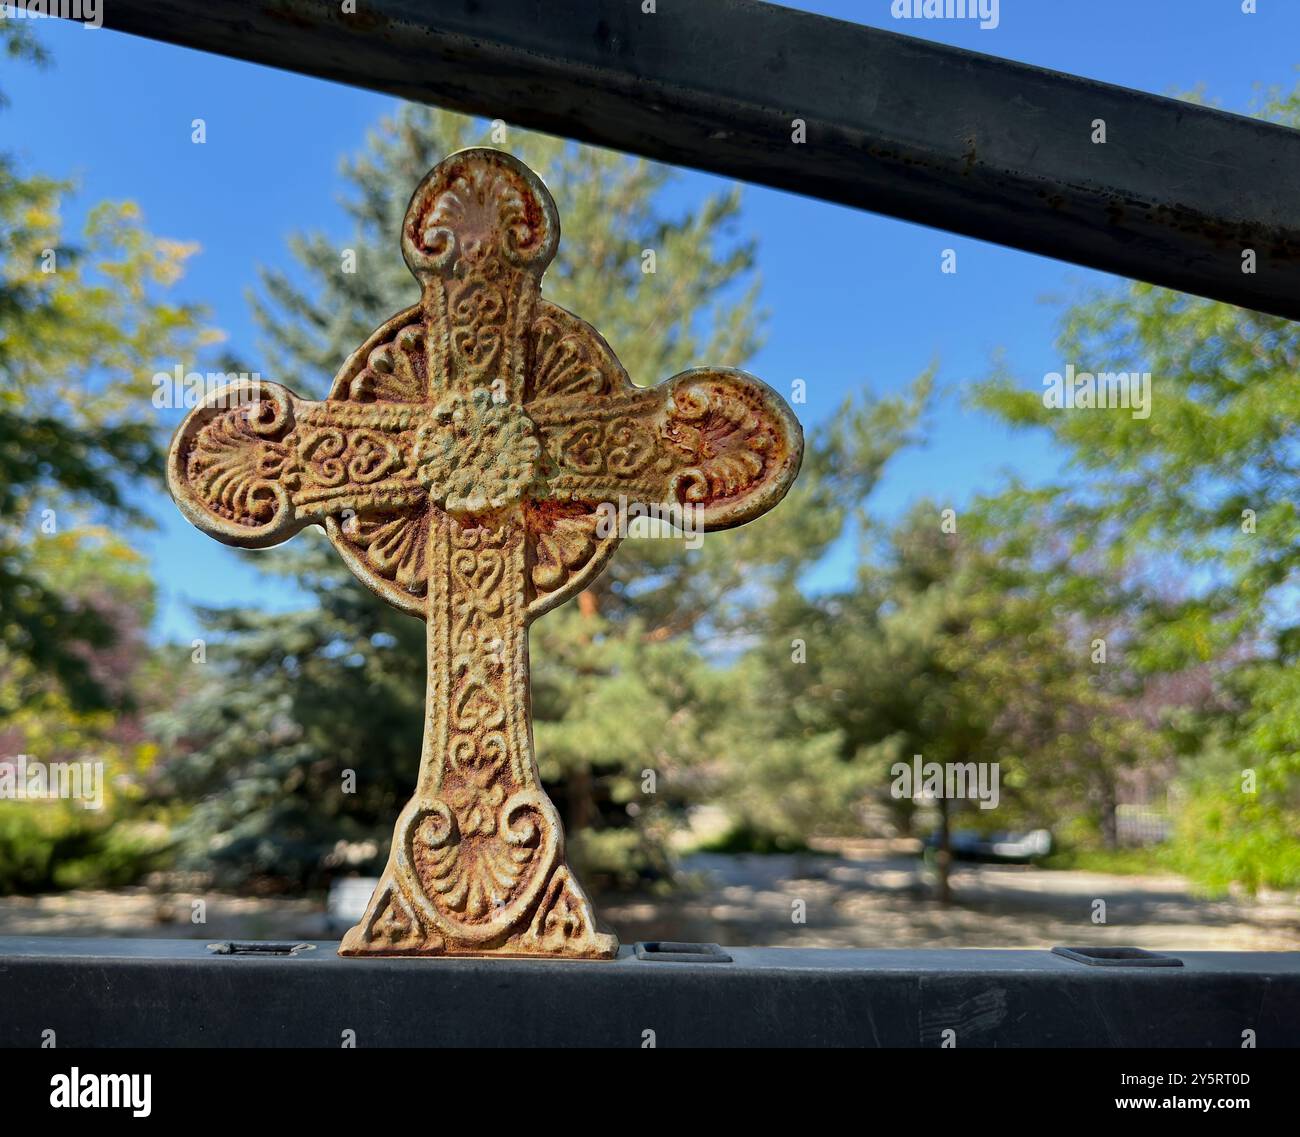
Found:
[922,829,1052,863]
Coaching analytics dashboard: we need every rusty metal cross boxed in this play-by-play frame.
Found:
[167,149,802,959]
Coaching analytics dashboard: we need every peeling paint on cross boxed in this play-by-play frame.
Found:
[167,149,803,958]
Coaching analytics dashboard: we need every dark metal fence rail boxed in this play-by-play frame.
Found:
[71,0,1300,319]
[3,939,1298,1047]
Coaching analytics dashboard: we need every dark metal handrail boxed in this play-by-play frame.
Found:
[65,0,1300,320]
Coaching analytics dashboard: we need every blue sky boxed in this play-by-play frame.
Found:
[4,0,1297,642]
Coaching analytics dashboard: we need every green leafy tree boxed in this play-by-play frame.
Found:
[0,30,207,711]
[704,378,933,850]
[971,87,1300,891]
[0,529,172,892]
[741,486,1174,902]
[0,28,208,888]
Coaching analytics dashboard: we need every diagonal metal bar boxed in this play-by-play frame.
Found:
[73,0,1300,319]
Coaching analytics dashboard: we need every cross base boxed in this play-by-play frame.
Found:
[338,845,619,960]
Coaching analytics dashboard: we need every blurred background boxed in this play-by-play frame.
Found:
[1,3,1297,949]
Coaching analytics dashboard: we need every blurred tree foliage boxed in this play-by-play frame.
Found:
[0,530,174,892]
[0,25,207,889]
[970,95,1300,892]
[737,490,1177,901]
[0,32,206,709]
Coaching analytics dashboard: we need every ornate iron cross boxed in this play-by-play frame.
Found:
[167,149,802,959]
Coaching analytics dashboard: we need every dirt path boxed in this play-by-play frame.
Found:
[604,848,1300,950]
[1,846,1295,949]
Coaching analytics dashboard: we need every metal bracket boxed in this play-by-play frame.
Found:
[207,941,317,957]
[634,941,733,963]
[1052,945,1183,967]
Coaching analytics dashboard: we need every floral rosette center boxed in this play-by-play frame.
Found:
[413,388,541,513]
